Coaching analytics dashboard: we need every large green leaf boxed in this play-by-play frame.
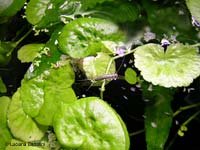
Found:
[0,0,26,17]
[144,86,173,150]
[53,97,130,150]
[58,18,125,58]
[7,89,46,142]
[186,0,200,24]
[134,43,200,87]
[0,96,12,150]
[18,44,45,63]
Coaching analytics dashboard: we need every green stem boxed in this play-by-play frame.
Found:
[129,129,144,136]
[15,28,32,46]
[173,102,200,117]
[7,29,32,56]
[182,110,200,126]
[100,49,136,99]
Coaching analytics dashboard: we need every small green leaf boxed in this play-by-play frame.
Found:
[186,0,200,24]
[134,43,200,87]
[18,44,45,63]
[80,52,116,83]
[144,87,173,150]
[0,77,7,93]
[0,0,26,17]
[125,68,137,84]
[53,97,130,150]
[0,96,12,150]
[7,89,46,142]
[58,18,125,58]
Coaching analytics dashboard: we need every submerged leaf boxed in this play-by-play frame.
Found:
[134,43,200,87]
[145,88,173,150]
[53,97,130,150]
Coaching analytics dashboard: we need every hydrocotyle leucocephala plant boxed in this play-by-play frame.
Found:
[0,0,200,149]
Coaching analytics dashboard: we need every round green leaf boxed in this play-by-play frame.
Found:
[0,0,25,17]
[26,0,51,25]
[53,97,130,150]
[0,96,12,150]
[7,89,45,142]
[134,43,200,87]
[186,0,200,24]
[21,76,45,118]
[58,18,125,58]
[125,68,137,84]
[18,44,45,63]
[81,52,115,80]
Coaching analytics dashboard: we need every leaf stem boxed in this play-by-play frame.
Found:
[129,129,144,136]
[181,110,200,127]
[99,49,136,99]
[173,102,200,117]
[15,28,32,46]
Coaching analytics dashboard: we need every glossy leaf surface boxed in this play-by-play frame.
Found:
[54,97,130,150]
[134,43,200,87]
[58,18,125,58]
